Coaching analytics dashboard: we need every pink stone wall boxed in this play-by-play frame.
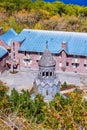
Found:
[18,52,39,70]
[10,47,87,74]
[55,51,87,74]
[0,54,8,74]
[0,40,87,74]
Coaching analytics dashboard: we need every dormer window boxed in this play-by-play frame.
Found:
[62,41,66,49]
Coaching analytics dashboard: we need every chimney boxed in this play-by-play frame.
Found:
[0,28,3,35]
[62,41,66,49]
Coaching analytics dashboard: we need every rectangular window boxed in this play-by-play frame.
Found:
[36,60,39,62]
[84,64,87,67]
[66,62,69,66]
[72,63,79,68]
[42,72,45,77]
[84,64,87,69]
[46,72,49,77]
[50,72,52,76]
[59,62,62,67]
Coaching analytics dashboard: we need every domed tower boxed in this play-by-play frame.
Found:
[33,43,60,101]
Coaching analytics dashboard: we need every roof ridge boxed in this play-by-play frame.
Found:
[0,45,7,51]
[21,29,87,35]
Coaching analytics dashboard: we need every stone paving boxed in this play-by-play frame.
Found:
[0,68,87,93]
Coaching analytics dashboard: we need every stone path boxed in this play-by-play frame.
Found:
[0,68,87,93]
[60,88,75,94]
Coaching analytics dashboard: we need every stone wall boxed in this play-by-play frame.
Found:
[0,54,8,74]
[0,40,87,74]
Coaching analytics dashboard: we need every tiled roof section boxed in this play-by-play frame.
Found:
[13,29,30,42]
[39,45,56,67]
[0,28,17,46]
[18,29,87,56]
[0,46,8,58]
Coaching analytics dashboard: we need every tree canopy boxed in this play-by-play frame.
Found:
[0,80,87,129]
[0,0,87,32]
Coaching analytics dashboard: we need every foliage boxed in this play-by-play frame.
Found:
[0,82,87,129]
[0,0,87,128]
[0,81,8,100]
[0,0,87,32]
[61,82,80,91]
[61,81,67,88]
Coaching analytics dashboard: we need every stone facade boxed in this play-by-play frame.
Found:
[0,54,8,74]
[33,45,60,101]
[0,40,87,74]
[7,41,87,74]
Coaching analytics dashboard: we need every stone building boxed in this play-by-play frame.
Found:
[0,46,8,74]
[0,28,18,74]
[0,28,87,74]
[33,43,60,101]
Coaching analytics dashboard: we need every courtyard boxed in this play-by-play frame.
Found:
[0,68,87,93]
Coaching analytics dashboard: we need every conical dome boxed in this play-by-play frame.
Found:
[39,44,56,67]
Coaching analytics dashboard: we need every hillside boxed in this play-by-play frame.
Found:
[0,0,87,33]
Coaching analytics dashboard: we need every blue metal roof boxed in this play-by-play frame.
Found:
[18,29,87,56]
[13,29,29,42]
[0,46,8,58]
[0,28,17,46]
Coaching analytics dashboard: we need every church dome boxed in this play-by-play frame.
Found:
[39,44,56,67]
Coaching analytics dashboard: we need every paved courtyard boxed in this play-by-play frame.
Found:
[0,68,87,93]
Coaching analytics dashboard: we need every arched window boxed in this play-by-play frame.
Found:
[50,72,52,76]
[46,72,49,77]
[42,72,45,77]
[46,90,48,95]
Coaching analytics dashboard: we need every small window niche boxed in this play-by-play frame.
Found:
[42,72,45,77]
[66,62,69,66]
[46,90,48,95]
[50,72,52,76]
[46,72,49,77]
